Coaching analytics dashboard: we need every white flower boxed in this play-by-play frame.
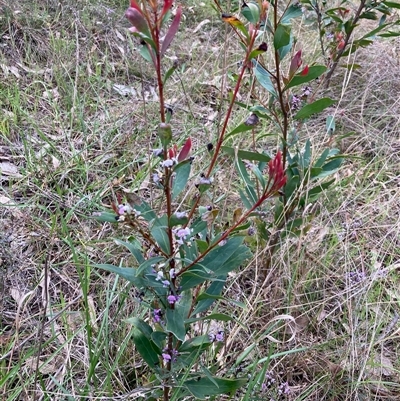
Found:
[155,271,164,281]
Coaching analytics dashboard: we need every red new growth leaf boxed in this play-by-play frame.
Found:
[130,0,143,14]
[301,65,309,76]
[161,5,182,57]
[178,138,192,162]
[289,50,302,79]
[161,0,174,17]
[168,144,178,160]
[267,150,286,194]
[126,7,149,35]
[337,40,345,50]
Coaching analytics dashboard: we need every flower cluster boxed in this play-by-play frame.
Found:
[153,308,163,324]
[162,347,179,364]
[208,330,224,343]
[167,294,181,305]
[173,227,192,246]
[260,371,290,397]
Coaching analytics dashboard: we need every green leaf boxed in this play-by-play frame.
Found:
[278,31,294,60]
[294,98,336,120]
[139,44,154,63]
[280,4,303,23]
[274,24,291,50]
[235,158,258,206]
[180,238,251,290]
[249,48,267,60]
[241,2,260,24]
[178,269,212,290]
[322,157,343,172]
[184,377,247,399]
[239,189,253,210]
[326,115,335,135]
[151,331,167,349]
[221,146,271,162]
[379,31,400,37]
[314,148,330,168]
[172,161,191,199]
[94,263,145,287]
[309,167,323,179]
[177,290,192,324]
[91,211,118,223]
[308,179,335,197]
[235,158,257,206]
[166,307,186,341]
[382,1,400,9]
[225,122,254,140]
[284,217,304,235]
[114,238,144,265]
[179,335,212,352]
[222,14,250,40]
[285,65,327,90]
[192,276,227,316]
[186,313,233,324]
[190,219,208,237]
[134,200,157,221]
[360,22,391,39]
[169,213,188,228]
[284,174,299,198]
[163,65,177,84]
[235,157,253,187]
[359,11,378,20]
[151,216,171,254]
[251,165,266,189]
[125,316,153,337]
[195,239,208,254]
[137,256,165,275]
[132,329,160,369]
[252,60,276,95]
[211,244,251,276]
[301,139,312,169]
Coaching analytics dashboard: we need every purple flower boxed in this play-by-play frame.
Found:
[301,85,312,97]
[172,349,179,362]
[278,382,290,395]
[153,309,162,323]
[176,227,191,239]
[216,330,224,342]
[167,295,179,304]
[347,270,366,284]
[247,227,256,236]
[161,159,175,168]
[152,173,161,183]
[326,32,334,40]
[209,330,224,342]
[173,227,192,245]
[155,271,164,281]
[291,94,302,110]
[153,148,163,157]
[162,280,170,288]
[174,211,187,219]
[261,371,275,392]
[162,353,171,362]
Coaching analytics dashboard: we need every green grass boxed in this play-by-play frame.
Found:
[1,0,400,400]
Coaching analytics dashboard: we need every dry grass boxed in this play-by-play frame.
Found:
[1,1,400,400]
